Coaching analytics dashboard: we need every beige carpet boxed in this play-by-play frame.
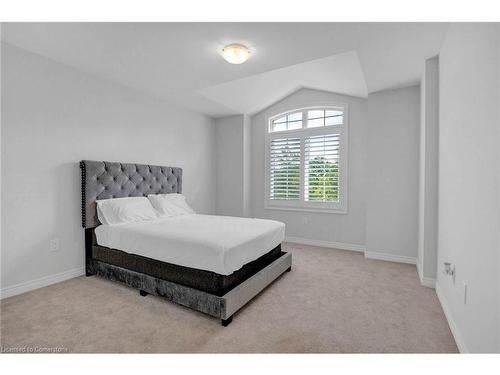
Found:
[1,243,458,353]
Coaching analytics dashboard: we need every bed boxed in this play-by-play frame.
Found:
[80,160,292,326]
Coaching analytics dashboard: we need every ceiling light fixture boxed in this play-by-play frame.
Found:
[222,44,251,64]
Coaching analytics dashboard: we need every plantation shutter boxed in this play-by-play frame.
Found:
[269,137,301,200]
[304,134,340,202]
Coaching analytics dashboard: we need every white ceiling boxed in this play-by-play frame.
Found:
[199,51,368,114]
[2,23,449,117]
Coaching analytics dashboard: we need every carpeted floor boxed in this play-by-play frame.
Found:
[0,243,458,353]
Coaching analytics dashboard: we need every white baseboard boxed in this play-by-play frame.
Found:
[421,277,436,288]
[1,267,85,300]
[284,236,365,253]
[416,260,436,288]
[416,259,423,280]
[285,238,419,267]
[364,251,417,265]
[435,282,468,353]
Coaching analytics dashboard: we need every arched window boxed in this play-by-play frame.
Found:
[265,106,348,213]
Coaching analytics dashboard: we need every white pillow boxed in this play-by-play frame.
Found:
[148,193,195,217]
[96,197,159,225]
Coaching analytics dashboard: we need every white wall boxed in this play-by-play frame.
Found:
[242,114,252,217]
[498,24,500,353]
[215,114,252,217]
[1,44,216,291]
[437,23,499,353]
[0,26,3,290]
[365,86,420,262]
[417,57,439,283]
[250,88,367,248]
[215,115,245,217]
[0,27,3,289]
[418,67,425,273]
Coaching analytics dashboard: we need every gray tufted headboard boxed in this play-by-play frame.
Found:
[80,160,182,228]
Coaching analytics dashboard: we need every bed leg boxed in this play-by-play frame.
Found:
[85,260,94,277]
[286,266,292,272]
[221,316,232,327]
[139,290,149,297]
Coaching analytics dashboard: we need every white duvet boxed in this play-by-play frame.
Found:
[94,214,285,275]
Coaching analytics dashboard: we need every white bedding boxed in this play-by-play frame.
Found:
[94,214,285,275]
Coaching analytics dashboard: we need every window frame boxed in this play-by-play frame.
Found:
[264,105,349,214]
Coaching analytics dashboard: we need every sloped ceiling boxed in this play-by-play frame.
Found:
[199,51,367,115]
[2,23,449,117]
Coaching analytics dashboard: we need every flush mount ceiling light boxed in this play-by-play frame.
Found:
[221,44,251,64]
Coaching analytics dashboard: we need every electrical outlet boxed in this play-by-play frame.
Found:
[444,262,456,284]
[49,238,60,252]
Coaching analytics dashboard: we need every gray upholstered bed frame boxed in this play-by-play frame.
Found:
[80,160,291,326]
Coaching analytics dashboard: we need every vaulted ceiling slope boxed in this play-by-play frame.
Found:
[2,23,448,117]
[199,51,368,115]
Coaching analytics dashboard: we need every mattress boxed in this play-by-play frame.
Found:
[90,243,283,296]
[94,214,285,275]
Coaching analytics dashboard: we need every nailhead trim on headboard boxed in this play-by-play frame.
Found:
[80,161,87,228]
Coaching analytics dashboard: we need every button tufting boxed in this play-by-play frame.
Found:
[82,163,182,228]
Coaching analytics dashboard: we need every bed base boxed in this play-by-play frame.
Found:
[80,161,292,326]
[87,251,292,326]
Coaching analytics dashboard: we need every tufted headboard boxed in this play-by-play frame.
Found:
[80,160,182,228]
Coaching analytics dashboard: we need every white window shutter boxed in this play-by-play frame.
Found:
[304,134,340,202]
[269,137,301,200]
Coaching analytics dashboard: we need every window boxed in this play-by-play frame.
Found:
[265,106,348,213]
[269,137,300,200]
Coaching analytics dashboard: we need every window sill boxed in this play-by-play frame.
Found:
[264,204,347,215]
